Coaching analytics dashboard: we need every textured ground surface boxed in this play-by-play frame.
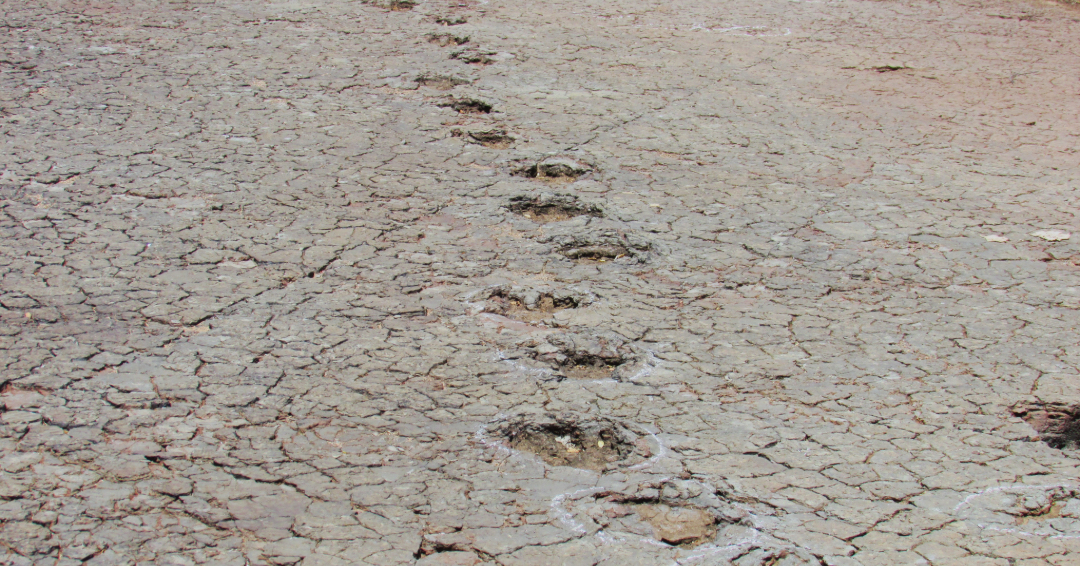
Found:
[3,0,1080,564]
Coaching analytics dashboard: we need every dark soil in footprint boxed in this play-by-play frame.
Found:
[508,195,601,223]
[527,332,636,380]
[1013,403,1080,449]
[632,503,718,547]
[439,98,493,114]
[500,418,635,470]
[417,75,470,90]
[452,50,495,65]
[871,65,908,72]
[563,244,628,263]
[555,352,626,380]
[513,157,593,183]
[462,129,513,149]
[427,33,469,46]
[548,231,651,264]
[435,16,468,25]
[532,334,630,380]
[487,292,577,322]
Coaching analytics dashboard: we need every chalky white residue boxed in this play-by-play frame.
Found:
[470,298,786,559]
[550,476,781,563]
[461,284,504,315]
[478,413,798,561]
[572,349,661,385]
[463,301,486,315]
[628,424,668,470]
[623,349,661,382]
[550,486,670,548]
[493,347,557,379]
[551,487,609,534]
[668,529,763,565]
[472,414,512,457]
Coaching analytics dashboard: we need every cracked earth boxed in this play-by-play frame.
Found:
[2,0,1080,564]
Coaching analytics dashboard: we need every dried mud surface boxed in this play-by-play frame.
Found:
[2,0,1080,564]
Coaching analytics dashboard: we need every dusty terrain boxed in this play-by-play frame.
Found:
[2,0,1080,564]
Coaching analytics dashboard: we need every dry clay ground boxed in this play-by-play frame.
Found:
[2,0,1080,564]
